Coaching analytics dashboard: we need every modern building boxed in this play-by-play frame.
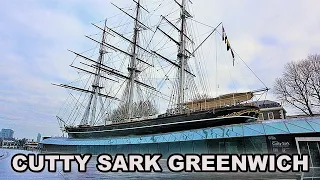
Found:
[24,141,39,151]
[41,117,320,168]
[37,133,42,142]
[0,139,18,149]
[0,129,14,139]
[254,100,286,120]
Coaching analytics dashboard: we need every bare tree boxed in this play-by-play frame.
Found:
[273,54,320,116]
[108,100,158,122]
[192,94,211,101]
[307,54,320,106]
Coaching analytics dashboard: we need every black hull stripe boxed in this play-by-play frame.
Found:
[67,116,256,134]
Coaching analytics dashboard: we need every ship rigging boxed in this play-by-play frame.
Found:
[53,0,268,137]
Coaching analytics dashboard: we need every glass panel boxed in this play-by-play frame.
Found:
[207,139,225,153]
[308,120,320,132]
[180,132,189,141]
[154,135,163,142]
[139,144,149,154]
[230,126,244,137]
[162,134,171,142]
[224,127,239,138]
[130,144,140,154]
[263,122,289,135]
[150,135,157,143]
[193,140,208,154]
[117,139,125,144]
[176,132,186,141]
[143,136,150,142]
[225,138,245,154]
[180,141,194,154]
[285,122,313,133]
[243,124,265,136]
[219,142,226,153]
[183,132,193,141]
[104,145,110,154]
[299,141,315,169]
[192,131,203,140]
[210,127,224,138]
[114,145,123,154]
[110,139,116,145]
[158,143,169,158]
[122,144,131,154]
[196,129,206,138]
[167,134,174,142]
[168,142,181,154]
[130,138,139,144]
[244,136,268,153]
[299,141,309,154]
[308,142,320,167]
[147,143,158,154]
[108,145,116,155]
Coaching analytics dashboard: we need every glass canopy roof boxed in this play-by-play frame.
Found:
[42,117,320,146]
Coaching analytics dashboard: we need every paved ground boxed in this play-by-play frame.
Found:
[1,149,319,179]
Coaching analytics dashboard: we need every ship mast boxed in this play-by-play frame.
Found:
[127,0,141,120]
[151,0,195,114]
[177,0,187,113]
[82,19,108,126]
[53,0,159,127]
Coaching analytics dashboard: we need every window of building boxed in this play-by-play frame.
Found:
[258,113,264,120]
[267,112,274,120]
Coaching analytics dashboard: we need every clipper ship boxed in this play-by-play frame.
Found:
[51,0,267,139]
[40,2,320,166]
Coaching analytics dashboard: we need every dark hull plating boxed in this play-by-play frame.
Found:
[66,105,259,138]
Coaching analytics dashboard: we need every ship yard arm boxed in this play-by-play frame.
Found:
[111,2,152,32]
[91,23,152,56]
[151,50,195,77]
[51,83,120,101]
[78,61,157,92]
[161,15,194,45]
[85,36,153,67]
[69,65,118,83]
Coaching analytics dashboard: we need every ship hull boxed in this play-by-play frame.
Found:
[66,105,259,138]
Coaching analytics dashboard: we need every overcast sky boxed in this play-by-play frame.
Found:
[0,0,319,139]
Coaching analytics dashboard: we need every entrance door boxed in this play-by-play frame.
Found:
[296,137,320,168]
[298,141,320,168]
[296,137,320,179]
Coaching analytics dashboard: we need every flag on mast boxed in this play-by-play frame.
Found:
[222,26,225,41]
[223,28,235,66]
[226,39,231,51]
[231,49,235,66]
[231,49,235,59]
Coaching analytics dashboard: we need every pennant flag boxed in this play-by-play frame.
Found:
[223,30,235,66]
[231,49,235,66]
[222,26,225,41]
[231,49,235,58]
[226,39,231,51]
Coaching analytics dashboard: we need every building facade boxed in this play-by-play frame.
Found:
[37,133,42,142]
[41,117,320,168]
[0,139,18,149]
[0,129,14,139]
[254,100,286,120]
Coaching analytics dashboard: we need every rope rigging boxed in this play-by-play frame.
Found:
[55,0,268,131]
